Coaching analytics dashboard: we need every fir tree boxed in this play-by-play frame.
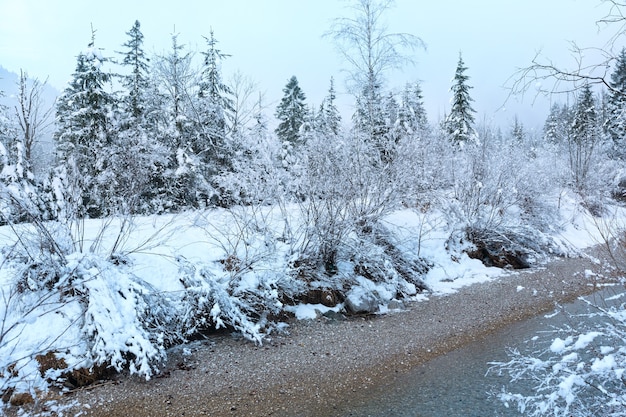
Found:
[570,84,600,191]
[155,33,194,146]
[54,31,114,217]
[316,77,342,136]
[118,20,150,121]
[111,21,172,214]
[606,47,626,157]
[511,116,525,143]
[196,29,234,160]
[153,33,205,209]
[543,103,572,144]
[275,76,307,145]
[445,52,476,146]
[398,82,428,136]
[352,75,385,142]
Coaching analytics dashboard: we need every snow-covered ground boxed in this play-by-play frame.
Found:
[0,191,618,404]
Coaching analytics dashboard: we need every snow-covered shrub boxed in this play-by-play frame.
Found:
[0,253,169,397]
[176,257,292,343]
[446,125,562,267]
[296,130,406,275]
[184,206,303,342]
[490,291,626,417]
[0,211,181,398]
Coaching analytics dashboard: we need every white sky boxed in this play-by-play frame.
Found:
[0,0,619,131]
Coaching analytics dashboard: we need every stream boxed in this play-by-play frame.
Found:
[337,286,625,417]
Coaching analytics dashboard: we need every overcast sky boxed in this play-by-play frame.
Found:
[0,0,619,131]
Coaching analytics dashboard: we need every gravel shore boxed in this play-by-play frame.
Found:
[35,250,619,416]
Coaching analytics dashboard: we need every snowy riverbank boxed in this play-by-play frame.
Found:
[59,246,614,417]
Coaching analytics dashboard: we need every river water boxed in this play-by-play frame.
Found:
[336,287,624,417]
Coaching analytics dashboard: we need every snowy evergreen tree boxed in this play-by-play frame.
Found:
[153,33,207,210]
[445,53,476,146]
[570,84,601,191]
[606,47,626,157]
[54,32,115,217]
[275,76,307,145]
[316,77,342,137]
[398,81,429,137]
[196,30,234,169]
[154,33,195,148]
[113,21,171,213]
[118,20,150,121]
[352,80,385,143]
[511,116,525,143]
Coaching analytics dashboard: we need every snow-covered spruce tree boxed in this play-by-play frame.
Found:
[352,78,386,143]
[118,20,150,120]
[445,52,476,147]
[112,20,171,214]
[275,75,307,175]
[275,75,307,146]
[194,29,236,206]
[398,81,429,137]
[569,83,602,194]
[543,103,572,145]
[54,32,115,218]
[153,33,208,210]
[511,116,525,143]
[316,76,342,137]
[0,125,42,224]
[605,47,626,159]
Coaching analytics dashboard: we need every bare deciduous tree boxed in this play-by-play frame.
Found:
[324,0,425,94]
[227,70,259,134]
[13,70,54,168]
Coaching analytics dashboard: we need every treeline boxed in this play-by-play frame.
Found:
[0,16,624,232]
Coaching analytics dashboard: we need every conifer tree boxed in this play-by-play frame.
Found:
[54,31,114,217]
[570,84,600,191]
[114,20,170,213]
[606,48,626,157]
[275,76,307,145]
[196,30,234,166]
[316,77,342,136]
[118,20,150,121]
[153,33,205,209]
[445,52,476,146]
[511,116,525,143]
[398,82,428,136]
[352,79,386,147]
[544,103,571,144]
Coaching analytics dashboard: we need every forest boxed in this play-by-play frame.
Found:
[2,0,626,415]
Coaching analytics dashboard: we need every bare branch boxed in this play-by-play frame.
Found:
[507,1,626,103]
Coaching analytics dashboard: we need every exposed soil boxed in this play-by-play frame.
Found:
[8,248,621,417]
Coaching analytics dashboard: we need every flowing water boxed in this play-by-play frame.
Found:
[337,287,624,417]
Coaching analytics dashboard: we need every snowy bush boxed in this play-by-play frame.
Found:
[490,292,626,416]
[176,257,292,343]
[0,212,181,398]
[445,125,563,267]
[185,206,303,341]
[0,234,171,397]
